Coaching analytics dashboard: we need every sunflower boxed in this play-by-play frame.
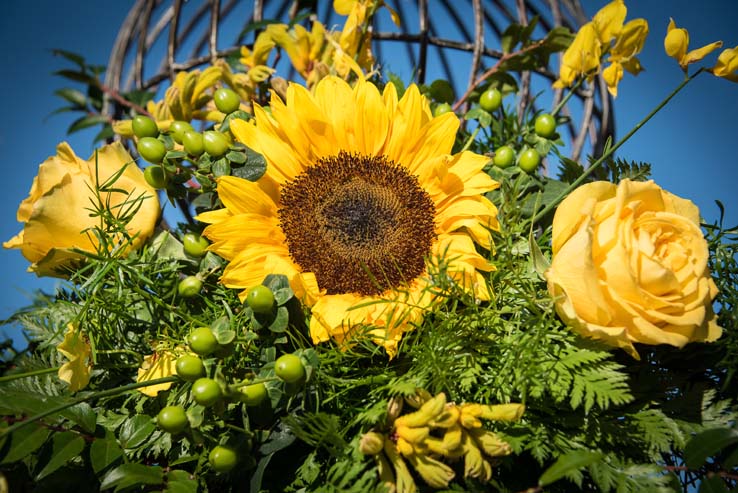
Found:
[197,76,499,357]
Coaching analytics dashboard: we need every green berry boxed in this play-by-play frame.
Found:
[246,285,275,314]
[169,120,194,144]
[479,88,502,112]
[492,145,515,168]
[132,115,159,138]
[274,354,305,384]
[188,327,218,356]
[433,103,453,117]
[213,88,241,114]
[178,276,202,298]
[157,405,188,434]
[183,232,209,257]
[518,148,541,173]
[176,354,206,381]
[203,131,230,158]
[209,445,237,473]
[182,130,205,156]
[137,137,167,164]
[143,166,168,189]
[237,382,268,406]
[534,113,557,138]
[191,377,222,407]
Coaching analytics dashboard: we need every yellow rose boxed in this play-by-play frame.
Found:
[4,142,159,276]
[545,179,721,358]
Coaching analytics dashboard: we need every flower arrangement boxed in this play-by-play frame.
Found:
[1,1,737,492]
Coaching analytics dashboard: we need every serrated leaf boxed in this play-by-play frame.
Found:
[90,431,123,473]
[100,463,164,491]
[68,114,109,134]
[539,450,604,486]
[685,428,738,469]
[165,470,198,493]
[0,425,50,464]
[55,88,87,107]
[118,414,155,449]
[35,431,86,480]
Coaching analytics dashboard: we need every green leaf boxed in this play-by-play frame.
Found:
[226,150,247,164]
[67,114,109,134]
[0,390,96,433]
[685,428,738,469]
[90,431,123,473]
[429,79,455,104]
[54,88,87,107]
[231,147,266,181]
[699,475,730,493]
[212,316,236,345]
[221,110,251,132]
[118,414,155,449]
[464,108,492,128]
[150,230,187,261]
[165,470,198,493]
[100,463,164,491]
[35,431,86,480]
[268,306,289,333]
[538,450,604,486]
[51,49,86,69]
[212,158,231,177]
[529,230,550,276]
[54,69,97,84]
[250,452,274,493]
[0,425,50,464]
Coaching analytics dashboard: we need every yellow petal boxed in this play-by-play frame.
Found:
[664,18,688,62]
[136,350,177,397]
[592,0,627,44]
[712,46,738,82]
[602,61,623,97]
[683,40,724,67]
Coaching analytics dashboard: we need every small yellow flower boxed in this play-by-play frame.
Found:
[602,18,649,97]
[592,0,627,44]
[664,18,723,70]
[554,22,601,88]
[711,46,738,82]
[136,348,178,397]
[57,325,92,392]
[269,21,331,86]
[144,66,223,125]
[240,28,276,69]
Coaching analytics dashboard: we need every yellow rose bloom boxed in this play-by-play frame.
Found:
[57,325,92,392]
[546,180,722,358]
[4,142,159,276]
[554,22,601,88]
[197,76,499,357]
[712,45,738,82]
[664,18,723,70]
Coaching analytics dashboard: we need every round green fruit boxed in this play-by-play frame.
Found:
[213,88,241,114]
[518,148,541,173]
[191,378,222,407]
[169,120,194,144]
[246,285,275,314]
[132,115,159,138]
[203,131,230,158]
[188,327,218,356]
[209,445,237,473]
[433,103,453,117]
[178,276,202,298]
[492,145,515,168]
[479,88,502,112]
[238,382,268,406]
[143,166,168,189]
[176,354,206,381]
[274,354,305,384]
[137,137,167,164]
[182,130,205,156]
[183,232,209,257]
[534,113,556,138]
[157,405,188,434]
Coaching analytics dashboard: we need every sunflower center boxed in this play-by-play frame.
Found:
[278,151,436,296]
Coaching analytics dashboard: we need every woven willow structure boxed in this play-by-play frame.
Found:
[105,0,613,162]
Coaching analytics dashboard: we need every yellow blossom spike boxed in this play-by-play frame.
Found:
[430,405,461,428]
[57,325,92,392]
[406,452,456,489]
[360,431,385,455]
[462,433,489,480]
[384,439,418,493]
[375,452,396,493]
[712,46,738,82]
[478,403,525,422]
[179,71,199,113]
[441,424,464,453]
[404,388,432,409]
[592,0,626,44]
[396,437,415,457]
[665,18,722,70]
[469,428,513,457]
[395,392,446,428]
[396,425,430,445]
[192,66,223,103]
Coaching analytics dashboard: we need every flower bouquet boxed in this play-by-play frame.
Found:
[2,1,737,492]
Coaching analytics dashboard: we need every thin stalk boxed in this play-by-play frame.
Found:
[532,68,703,224]
[551,77,584,117]
[1,376,179,436]
[0,367,60,383]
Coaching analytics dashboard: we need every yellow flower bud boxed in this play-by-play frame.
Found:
[406,452,456,489]
[359,431,385,455]
[712,45,738,82]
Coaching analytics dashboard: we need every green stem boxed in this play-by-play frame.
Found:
[0,367,60,383]
[551,77,585,117]
[461,127,481,152]
[1,376,179,436]
[532,68,703,224]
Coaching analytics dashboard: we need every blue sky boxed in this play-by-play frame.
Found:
[1,0,737,344]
